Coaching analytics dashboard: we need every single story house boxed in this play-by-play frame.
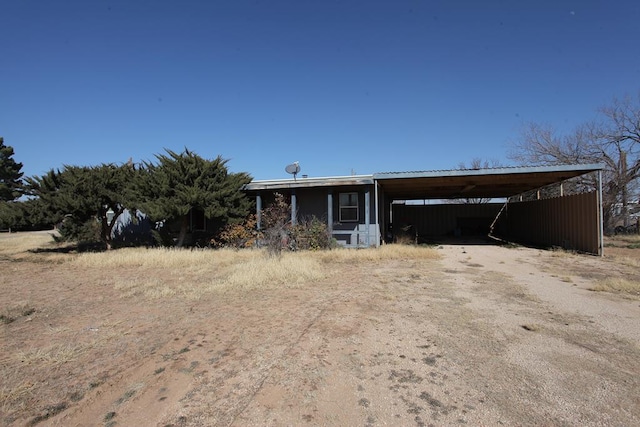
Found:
[243,164,605,255]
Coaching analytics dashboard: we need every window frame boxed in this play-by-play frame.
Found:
[339,192,359,222]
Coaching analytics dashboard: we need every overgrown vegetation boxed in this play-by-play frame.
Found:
[258,192,335,254]
[291,216,335,250]
[53,237,439,298]
[4,148,253,250]
[213,214,260,248]
[260,192,292,255]
[136,149,252,247]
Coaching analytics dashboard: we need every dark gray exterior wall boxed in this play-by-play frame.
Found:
[250,184,379,247]
[329,185,377,246]
[294,188,329,221]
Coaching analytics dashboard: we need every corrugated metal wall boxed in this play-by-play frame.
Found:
[392,203,503,237]
[504,191,600,254]
[391,192,601,254]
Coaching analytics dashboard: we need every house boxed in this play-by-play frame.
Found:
[243,164,605,255]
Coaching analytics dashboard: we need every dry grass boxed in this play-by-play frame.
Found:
[0,231,58,257]
[221,254,325,290]
[82,244,439,298]
[315,244,440,263]
[608,255,640,268]
[2,232,440,300]
[0,379,36,414]
[0,303,35,325]
[549,248,577,258]
[73,247,255,269]
[15,343,84,367]
[609,234,640,245]
[589,277,640,296]
[74,244,439,269]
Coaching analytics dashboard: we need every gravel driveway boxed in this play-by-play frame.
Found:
[2,240,639,426]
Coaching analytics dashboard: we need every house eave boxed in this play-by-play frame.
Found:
[243,174,374,191]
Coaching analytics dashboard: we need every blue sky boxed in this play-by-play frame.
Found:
[2,1,639,180]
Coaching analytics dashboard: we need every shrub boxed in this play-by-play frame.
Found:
[291,216,334,250]
[260,193,292,256]
[214,214,260,248]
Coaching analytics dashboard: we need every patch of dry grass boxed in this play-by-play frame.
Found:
[315,244,440,263]
[0,303,35,325]
[0,231,58,257]
[80,244,440,299]
[607,255,640,268]
[549,248,577,258]
[75,244,439,270]
[73,247,254,269]
[98,248,324,298]
[608,234,640,245]
[15,343,84,367]
[589,277,640,296]
[221,254,325,290]
[0,377,36,414]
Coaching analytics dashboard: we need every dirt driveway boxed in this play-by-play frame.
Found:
[1,237,639,426]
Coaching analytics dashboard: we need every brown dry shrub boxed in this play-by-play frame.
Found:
[213,214,260,248]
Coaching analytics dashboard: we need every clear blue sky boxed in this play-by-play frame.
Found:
[2,1,639,180]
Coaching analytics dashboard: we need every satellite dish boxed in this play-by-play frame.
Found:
[285,161,301,180]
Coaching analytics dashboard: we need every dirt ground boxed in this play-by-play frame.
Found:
[1,234,639,427]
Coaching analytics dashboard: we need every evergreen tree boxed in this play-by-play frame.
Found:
[139,148,252,247]
[0,137,24,201]
[0,201,24,231]
[26,163,136,249]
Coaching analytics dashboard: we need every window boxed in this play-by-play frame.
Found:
[339,192,359,222]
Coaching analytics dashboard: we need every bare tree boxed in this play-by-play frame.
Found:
[595,95,640,229]
[452,158,503,204]
[509,93,640,232]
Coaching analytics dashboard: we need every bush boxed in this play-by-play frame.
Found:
[260,193,291,256]
[291,216,335,250]
[55,216,101,245]
[214,214,260,248]
[220,193,335,253]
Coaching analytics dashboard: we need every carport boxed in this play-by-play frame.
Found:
[374,164,604,255]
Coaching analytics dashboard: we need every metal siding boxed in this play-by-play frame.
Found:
[506,192,599,254]
[392,203,503,237]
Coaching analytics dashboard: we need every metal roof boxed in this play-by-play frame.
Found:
[374,164,603,199]
[243,164,603,199]
[243,174,374,191]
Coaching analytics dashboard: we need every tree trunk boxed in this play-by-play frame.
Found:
[620,151,629,228]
